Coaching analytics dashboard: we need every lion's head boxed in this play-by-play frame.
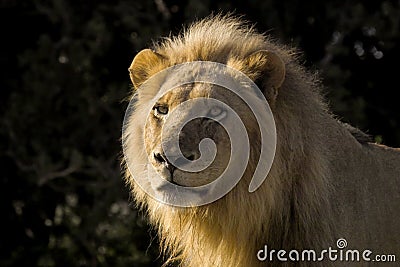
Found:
[125,27,286,198]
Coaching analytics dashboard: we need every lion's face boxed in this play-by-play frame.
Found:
[143,83,257,187]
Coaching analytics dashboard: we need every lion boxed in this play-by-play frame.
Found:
[123,15,400,266]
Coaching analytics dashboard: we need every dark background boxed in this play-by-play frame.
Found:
[1,0,399,266]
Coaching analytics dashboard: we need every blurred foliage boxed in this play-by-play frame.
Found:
[0,0,399,266]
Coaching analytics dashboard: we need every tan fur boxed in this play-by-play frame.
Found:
[123,15,400,266]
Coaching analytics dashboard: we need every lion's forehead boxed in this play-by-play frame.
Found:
[156,83,214,107]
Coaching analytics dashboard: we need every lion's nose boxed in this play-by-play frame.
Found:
[153,152,176,174]
[153,150,198,171]
[153,152,166,164]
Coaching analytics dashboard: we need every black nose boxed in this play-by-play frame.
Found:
[153,152,176,174]
[154,152,166,164]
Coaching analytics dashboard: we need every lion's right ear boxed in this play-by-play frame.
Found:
[243,50,286,104]
[128,49,166,89]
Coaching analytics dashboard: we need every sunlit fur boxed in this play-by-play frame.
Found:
[123,14,400,267]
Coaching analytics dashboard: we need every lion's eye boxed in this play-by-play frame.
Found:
[208,106,226,120]
[153,105,169,116]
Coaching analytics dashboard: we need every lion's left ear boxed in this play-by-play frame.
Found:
[243,50,286,103]
[128,49,167,89]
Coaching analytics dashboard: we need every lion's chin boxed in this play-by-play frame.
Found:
[148,173,221,207]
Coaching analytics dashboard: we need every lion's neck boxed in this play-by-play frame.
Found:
[265,81,341,251]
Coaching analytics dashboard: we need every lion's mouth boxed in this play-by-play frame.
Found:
[164,171,182,186]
